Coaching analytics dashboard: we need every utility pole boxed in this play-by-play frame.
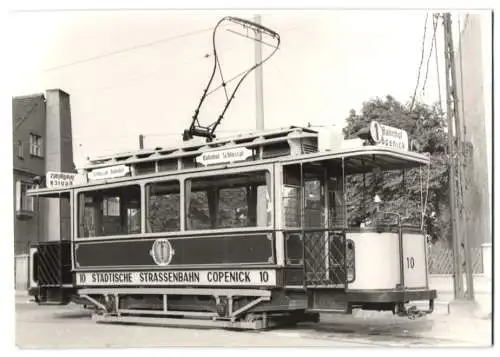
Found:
[442,13,474,300]
[254,14,265,131]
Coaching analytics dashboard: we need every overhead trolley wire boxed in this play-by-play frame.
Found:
[36,27,214,73]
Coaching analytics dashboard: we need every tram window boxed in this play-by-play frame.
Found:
[78,185,141,238]
[146,181,180,233]
[282,164,326,228]
[328,177,345,227]
[304,179,324,228]
[283,186,301,227]
[283,165,301,228]
[185,171,271,230]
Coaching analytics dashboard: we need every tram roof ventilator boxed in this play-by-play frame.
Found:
[84,126,319,170]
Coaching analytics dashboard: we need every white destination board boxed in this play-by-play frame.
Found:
[196,147,253,166]
[370,121,409,150]
[88,165,130,181]
[76,269,276,287]
[46,171,76,188]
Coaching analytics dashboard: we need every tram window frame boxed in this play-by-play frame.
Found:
[145,180,181,233]
[283,164,301,228]
[77,184,141,238]
[184,170,272,231]
[282,164,327,229]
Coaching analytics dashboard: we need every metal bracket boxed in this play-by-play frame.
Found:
[80,294,107,311]
[230,296,269,319]
[74,244,80,268]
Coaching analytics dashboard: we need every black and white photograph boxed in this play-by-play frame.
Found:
[4,1,495,351]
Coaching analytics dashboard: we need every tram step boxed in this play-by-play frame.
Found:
[93,313,269,330]
[307,308,347,314]
[307,289,348,312]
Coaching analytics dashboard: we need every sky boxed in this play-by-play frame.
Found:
[9,9,468,168]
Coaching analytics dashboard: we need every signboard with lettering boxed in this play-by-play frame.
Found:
[88,165,130,181]
[196,147,253,166]
[76,269,276,287]
[46,172,77,188]
[369,121,409,151]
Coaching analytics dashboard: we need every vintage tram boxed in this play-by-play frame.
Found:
[26,16,436,329]
[27,124,436,329]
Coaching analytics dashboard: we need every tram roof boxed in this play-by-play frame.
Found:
[82,126,428,171]
[26,186,71,198]
[279,146,430,173]
[27,127,430,197]
[84,126,318,170]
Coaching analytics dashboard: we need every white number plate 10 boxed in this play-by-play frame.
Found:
[402,233,427,288]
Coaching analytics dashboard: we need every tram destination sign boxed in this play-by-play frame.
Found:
[370,121,409,151]
[46,171,76,188]
[196,147,253,166]
[76,269,276,287]
[88,164,130,181]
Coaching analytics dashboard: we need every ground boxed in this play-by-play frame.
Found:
[15,293,492,348]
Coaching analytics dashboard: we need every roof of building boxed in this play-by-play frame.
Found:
[12,93,45,127]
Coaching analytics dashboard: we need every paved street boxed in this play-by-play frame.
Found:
[15,293,492,348]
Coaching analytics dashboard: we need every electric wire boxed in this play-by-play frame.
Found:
[457,16,467,145]
[216,55,230,102]
[410,13,429,111]
[87,51,218,94]
[421,14,439,97]
[434,14,443,113]
[420,161,431,231]
[36,27,214,73]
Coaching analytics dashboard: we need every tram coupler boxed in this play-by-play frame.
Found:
[394,300,434,320]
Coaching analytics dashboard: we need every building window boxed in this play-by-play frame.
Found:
[29,134,43,157]
[16,181,35,213]
[17,140,23,159]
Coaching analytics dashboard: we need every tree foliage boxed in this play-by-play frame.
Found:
[342,95,451,243]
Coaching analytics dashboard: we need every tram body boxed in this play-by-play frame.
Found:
[27,125,436,329]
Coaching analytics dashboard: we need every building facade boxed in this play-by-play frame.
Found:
[13,89,75,255]
[454,13,492,248]
[454,13,492,280]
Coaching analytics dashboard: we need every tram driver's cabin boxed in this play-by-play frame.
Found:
[27,124,436,329]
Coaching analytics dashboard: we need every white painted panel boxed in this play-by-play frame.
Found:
[347,232,400,290]
[29,248,38,288]
[15,254,29,290]
[402,233,427,288]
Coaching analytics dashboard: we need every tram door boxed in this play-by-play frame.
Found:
[283,163,346,286]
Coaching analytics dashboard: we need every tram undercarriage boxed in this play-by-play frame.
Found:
[73,288,315,329]
[31,284,434,329]
[71,292,432,330]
